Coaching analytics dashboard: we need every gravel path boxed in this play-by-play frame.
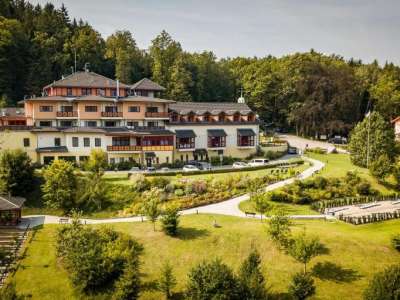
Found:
[279,134,348,153]
[21,157,329,228]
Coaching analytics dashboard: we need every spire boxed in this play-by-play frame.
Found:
[238,87,245,103]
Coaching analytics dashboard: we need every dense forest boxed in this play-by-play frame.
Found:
[1,0,400,137]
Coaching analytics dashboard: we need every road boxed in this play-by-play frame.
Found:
[20,156,330,228]
[279,134,348,153]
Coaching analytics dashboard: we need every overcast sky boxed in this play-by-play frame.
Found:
[30,0,400,64]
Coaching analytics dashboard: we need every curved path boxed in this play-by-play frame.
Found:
[21,157,328,228]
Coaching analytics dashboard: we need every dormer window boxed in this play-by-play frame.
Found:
[187,112,195,122]
[218,112,225,122]
[81,88,91,96]
[111,89,117,97]
[67,88,73,96]
[97,88,105,96]
[233,112,241,122]
[203,113,211,122]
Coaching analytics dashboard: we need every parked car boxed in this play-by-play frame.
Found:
[248,158,269,167]
[160,167,170,172]
[129,167,141,172]
[183,165,200,172]
[288,147,298,154]
[232,161,248,169]
[187,160,211,170]
[146,166,156,173]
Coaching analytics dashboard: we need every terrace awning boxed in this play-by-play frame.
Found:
[207,129,227,137]
[237,129,256,136]
[36,146,68,153]
[175,130,196,138]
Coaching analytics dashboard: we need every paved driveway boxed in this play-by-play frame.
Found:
[279,134,348,153]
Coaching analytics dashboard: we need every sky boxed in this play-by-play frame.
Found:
[30,0,400,64]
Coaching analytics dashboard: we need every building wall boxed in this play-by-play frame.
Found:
[0,131,38,162]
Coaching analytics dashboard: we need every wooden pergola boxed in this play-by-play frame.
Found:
[0,196,26,226]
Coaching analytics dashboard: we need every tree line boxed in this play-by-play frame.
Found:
[1,1,400,136]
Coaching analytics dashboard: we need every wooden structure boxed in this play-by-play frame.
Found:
[0,196,25,226]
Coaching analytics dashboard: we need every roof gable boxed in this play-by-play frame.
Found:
[131,78,166,91]
[44,71,130,89]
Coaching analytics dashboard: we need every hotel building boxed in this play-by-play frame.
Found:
[1,71,260,166]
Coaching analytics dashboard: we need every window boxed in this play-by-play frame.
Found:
[39,106,53,112]
[23,138,30,147]
[85,121,97,127]
[97,88,105,96]
[110,158,115,164]
[72,137,79,147]
[95,138,101,147]
[104,121,117,127]
[111,89,117,97]
[112,137,129,146]
[59,120,73,127]
[127,121,139,128]
[147,121,158,128]
[128,106,140,112]
[105,106,118,113]
[67,88,73,96]
[81,88,91,96]
[54,138,61,147]
[39,121,52,127]
[83,137,90,147]
[85,106,97,112]
[60,105,73,112]
[146,106,158,113]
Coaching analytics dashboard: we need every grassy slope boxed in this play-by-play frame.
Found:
[239,199,319,215]
[306,153,393,194]
[13,215,400,300]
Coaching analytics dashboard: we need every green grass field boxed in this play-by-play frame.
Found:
[12,215,400,300]
[239,199,319,215]
[306,153,394,194]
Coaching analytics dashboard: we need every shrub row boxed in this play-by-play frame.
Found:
[135,159,304,178]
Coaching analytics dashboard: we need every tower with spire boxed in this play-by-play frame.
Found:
[237,87,245,103]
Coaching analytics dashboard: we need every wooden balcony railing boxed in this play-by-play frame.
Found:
[107,145,142,151]
[101,112,123,117]
[56,111,78,117]
[142,145,173,151]
[145,112,169,118]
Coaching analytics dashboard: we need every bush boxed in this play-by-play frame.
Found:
[355,182,372,196]
[392,235,400,252]
[130,174,151,191]
[364,264,400,300]
[268,190,292,203]
[186,259,240,300]
[210,155,240,166]
[151,177,171,189]
[161,206,180,237]
[265,150,285,160]
[289,272,316,300]
[56,221,143,295]
[174,189,184,197]
[0,149,34,197]
[369,154,393,180]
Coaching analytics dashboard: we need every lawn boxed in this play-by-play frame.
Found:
[239,199,319,215]
[12,215,400,300]
[306,153,394,194]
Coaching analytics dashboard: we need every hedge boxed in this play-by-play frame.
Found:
[129,159,305,178]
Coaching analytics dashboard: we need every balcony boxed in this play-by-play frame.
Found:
[56,111,78,117]
[107,145,142,152]
[145,112,169,118]
[101,112,123,118]
[142,145,173,151]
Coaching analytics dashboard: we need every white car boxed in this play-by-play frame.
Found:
[182,165,200,172]
[232,161,248,169]
[160,167,170,172]
[129,167,141,172]
[248,158,269,167]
